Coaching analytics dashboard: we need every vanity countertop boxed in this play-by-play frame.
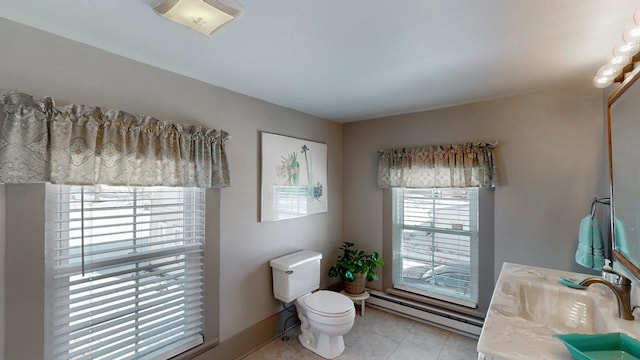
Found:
[477,262,639,360]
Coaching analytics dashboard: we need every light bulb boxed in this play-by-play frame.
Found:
[593,76,613,88]
[623,25,640,45]
[610,54,632,66]
[597,63,623,78]
[613,42,640,57]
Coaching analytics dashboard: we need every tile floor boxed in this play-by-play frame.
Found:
[242,306,479,360]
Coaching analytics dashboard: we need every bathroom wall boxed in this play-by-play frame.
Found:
[0,184,5,358]
[0,16,342,358]
[343,86,607,303]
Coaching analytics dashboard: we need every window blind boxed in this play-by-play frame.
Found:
[45,184,205,360]
[392,187,479,307]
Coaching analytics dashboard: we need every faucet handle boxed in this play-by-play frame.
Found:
[603,267,632,286]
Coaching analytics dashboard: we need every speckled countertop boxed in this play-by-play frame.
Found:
[477,262,640,360]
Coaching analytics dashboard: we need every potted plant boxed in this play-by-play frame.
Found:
[328,241,384,294]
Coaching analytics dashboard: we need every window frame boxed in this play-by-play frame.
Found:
[44,184,206,360]
[391,187,480,308]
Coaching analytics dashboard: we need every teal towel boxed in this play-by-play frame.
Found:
[575,215,605,270]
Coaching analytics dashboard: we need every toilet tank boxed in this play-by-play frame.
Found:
[270,250,322,303]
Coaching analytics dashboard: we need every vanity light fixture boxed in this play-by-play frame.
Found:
[593,9,640,88]
[153,0,243,36]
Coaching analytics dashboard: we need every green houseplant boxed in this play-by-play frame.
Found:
[328,241,384,294]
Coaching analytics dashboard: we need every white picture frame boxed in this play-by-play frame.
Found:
[260,132,328,222]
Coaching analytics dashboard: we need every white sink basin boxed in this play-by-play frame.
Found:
[492,280,606,333]
[477,263,638,360]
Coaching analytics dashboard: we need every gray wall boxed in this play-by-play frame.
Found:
[0,184,4,357]
[5,185,45,360]
[343,86,607,303]
[0,16,343,355]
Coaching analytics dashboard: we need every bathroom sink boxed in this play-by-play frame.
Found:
[478,263,640,360]
[492,280,608,333]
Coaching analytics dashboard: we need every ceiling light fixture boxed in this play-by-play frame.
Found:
[593,9,640,88]
[153,0,243,36]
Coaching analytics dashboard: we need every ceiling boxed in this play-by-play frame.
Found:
[0,1,638,122]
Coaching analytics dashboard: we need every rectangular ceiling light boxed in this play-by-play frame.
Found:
[153,0,242,36]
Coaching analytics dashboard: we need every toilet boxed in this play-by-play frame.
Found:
[270,250,356,359]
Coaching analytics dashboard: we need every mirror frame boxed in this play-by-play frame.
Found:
[608,66,640,280]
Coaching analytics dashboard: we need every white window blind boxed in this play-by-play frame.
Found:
[44,184,205,360]
[392,188,479,307]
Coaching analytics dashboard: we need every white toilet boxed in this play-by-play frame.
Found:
[270,250,356,359]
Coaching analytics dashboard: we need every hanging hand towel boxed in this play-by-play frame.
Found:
[575,215,605,270]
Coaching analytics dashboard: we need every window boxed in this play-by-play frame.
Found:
[44,184,205,360]
[392,187,479,308]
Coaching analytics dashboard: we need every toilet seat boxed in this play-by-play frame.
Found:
[301,290,355,317]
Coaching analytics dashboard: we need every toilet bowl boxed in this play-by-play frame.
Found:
[296,290,356,359]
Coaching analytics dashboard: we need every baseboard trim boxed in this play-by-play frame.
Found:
[386,288,485,319]
[367,289,484,338]
[190,310,293,360]
[171,338,220,360]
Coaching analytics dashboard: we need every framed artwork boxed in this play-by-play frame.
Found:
[261,132,328,221]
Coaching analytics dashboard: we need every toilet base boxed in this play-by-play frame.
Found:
[294,291,355,359]
[298,332,345,359]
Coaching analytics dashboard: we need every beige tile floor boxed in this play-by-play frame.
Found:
[242,306,479,360]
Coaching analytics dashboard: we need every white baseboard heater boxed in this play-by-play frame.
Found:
[366,289,484,338]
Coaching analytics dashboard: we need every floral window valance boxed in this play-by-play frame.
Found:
[0,91,230,188]
[377,142,497,188]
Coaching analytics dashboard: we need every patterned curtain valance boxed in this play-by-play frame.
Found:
[0,91,230,188]
[377,142,497,188]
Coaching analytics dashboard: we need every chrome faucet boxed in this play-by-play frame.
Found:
[578,268,635,320]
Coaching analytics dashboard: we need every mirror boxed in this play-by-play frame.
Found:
[609,67,640,280]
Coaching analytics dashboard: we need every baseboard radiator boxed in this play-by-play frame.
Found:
[366,289,484,338]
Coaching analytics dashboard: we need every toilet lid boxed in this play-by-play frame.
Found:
[304,291,354,316]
